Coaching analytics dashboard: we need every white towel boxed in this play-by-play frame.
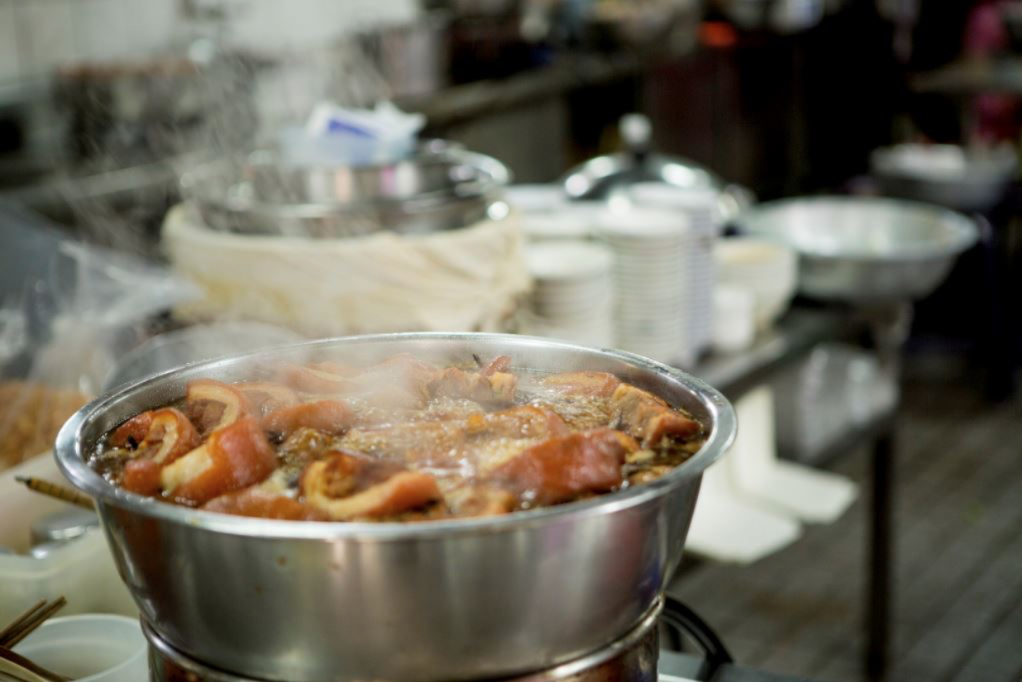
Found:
[162,205,531,337]
[686,462,803,564]
[727,386,858,524]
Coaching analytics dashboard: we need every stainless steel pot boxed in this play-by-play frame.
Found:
[357,12,451,100]
[55,334,735,682]
[717,0,825,33]
[145,599,662,682]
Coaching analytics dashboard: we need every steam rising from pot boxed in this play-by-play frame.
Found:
[54,0,407,257]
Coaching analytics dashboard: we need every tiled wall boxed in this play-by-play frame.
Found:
[0,0,179,88]
[0,0,419,96]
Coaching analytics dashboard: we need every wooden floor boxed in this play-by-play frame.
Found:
[667,366,1022,682]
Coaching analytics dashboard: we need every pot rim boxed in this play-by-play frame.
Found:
[55,332,735,541]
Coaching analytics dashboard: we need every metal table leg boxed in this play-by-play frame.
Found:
[866,427,895,681]
[981,214,1019,401]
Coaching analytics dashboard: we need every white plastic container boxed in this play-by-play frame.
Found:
[770,343,899,463]
[0,454,137,624]
[712,286,757,354]
[277,125,417,167]
[13,615,147,682]
[715,237,798,332]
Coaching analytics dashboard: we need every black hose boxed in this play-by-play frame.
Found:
[660,595,735,676]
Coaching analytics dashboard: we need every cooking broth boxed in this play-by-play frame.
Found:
[90,354,708,522]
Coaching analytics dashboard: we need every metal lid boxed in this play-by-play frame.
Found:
[562,151,723,200]
[560,115,752,223]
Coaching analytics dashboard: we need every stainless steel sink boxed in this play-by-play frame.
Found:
[736,196,979,304]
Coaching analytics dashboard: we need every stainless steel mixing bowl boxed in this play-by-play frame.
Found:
[55,333,735,682]
[870,143,1016,213]
[736,196,978,303]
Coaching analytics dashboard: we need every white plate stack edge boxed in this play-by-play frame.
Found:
[598,207,696,367]
[521,241,616,347]
[630,184,720,362]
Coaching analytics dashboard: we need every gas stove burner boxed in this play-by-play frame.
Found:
[145,600,662,682]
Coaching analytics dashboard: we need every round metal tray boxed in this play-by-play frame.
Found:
[179,142,511,238]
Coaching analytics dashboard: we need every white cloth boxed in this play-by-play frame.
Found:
[726,386,858,525]
[686,384,860,564]
[162,204,531,337]
[686,461,803,564]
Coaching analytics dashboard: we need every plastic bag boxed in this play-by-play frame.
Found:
[277,101,426,166]
[0,204,199,470]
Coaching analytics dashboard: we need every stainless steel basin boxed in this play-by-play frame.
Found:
[736,197,978,304]
[871,143,1016,213]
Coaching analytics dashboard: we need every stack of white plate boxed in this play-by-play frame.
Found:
[597,208,697,366]
[521,241,615,346]
[715,237,798,332]
[629,184,719,358]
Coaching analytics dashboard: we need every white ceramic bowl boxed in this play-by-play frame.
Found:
[715,238,798,332]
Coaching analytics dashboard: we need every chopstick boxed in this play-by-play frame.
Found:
[0,669,31,682]
[0,599,67,650]
[0,598,71,682]
[14,478,94,511]
[0,648,69,682]
[0,604,45,649]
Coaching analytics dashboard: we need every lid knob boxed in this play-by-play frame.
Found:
[620,114,652,153]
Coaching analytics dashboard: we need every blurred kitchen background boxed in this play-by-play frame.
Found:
[3,1,1022,681]
[0,0,911,225]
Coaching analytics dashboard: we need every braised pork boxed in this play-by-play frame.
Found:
[94,354,707,522]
